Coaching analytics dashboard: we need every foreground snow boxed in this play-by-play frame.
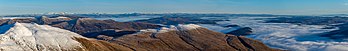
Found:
[0,23,86,51]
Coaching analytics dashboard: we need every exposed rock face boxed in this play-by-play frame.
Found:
[113,24,281,51]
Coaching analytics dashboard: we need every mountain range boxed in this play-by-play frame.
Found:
[0,15,281,51]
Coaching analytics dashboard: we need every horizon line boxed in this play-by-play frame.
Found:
[1,12,347,16]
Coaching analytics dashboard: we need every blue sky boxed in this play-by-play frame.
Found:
[1,0,348,15]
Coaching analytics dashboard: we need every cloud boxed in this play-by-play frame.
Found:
[216,17,348,51]
[344,3,348,5]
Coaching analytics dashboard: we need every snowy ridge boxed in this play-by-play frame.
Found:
[177,24,202,30]
[0,23,86,51]
[139,24,202,33]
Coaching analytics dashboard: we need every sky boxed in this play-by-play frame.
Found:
[1,0,348,15]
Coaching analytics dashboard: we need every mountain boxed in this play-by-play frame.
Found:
[49,18,162,38]
[0,16,162,39]
[0,23,132,51]
[0,23,281,51]
[0,16,282,51]
[133,17,225,25]
[112,24,281,51]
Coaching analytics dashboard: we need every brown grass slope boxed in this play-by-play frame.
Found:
[113,28,282,51]
[73,37,133,51]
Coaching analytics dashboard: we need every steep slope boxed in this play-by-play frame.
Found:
[0,23,132,51]
[113,24,281,51]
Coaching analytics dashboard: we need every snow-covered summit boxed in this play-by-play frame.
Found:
[0,23,86,51]
[140,24,203,33]
[177,24,202,30]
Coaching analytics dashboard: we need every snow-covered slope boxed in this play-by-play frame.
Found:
[0,23,85,51]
